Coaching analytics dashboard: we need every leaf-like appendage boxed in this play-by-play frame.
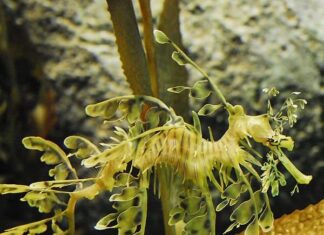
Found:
[222,182,244,200]
[259,204,274,232]
[198,104,222,116]
[23,137,65,165]
[113,199,138,212]
[192,111,202,136]
[154,30,170,44]
[185,213,210,235]
[216,200,229,212]
[224,222,239,234]
[114,173,137,187]
[229,190,264,226]
[184,203,208,225]
[225,190,266,234]
[110,187,139,202]
[245,218,259,235]
[86,98,120,120]
[0,184,30,194]
[21,192,64,213]
[169,207,185,225]
[190,80,211,99]
[49,164,69,180]
[1,211,70,235]
[27,224,47,234]
[4,221,48,235]
[30,179,87,189]
[181,196,203,215]
[97,182,146,234]
[95,213,119,230]
[22,137,77,180]
[243,154,262,167]
[2,211,68,234]
[117,206,142,229]
[172,51,186,66]
[64,136,100,159]
[167,86,189,94]
[230,198,254,225]
[85,96,174,126]
[114,127,129,140]
[170,188,212,234]
[52,219,68,235]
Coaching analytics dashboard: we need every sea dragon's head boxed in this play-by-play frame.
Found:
[227,105,292,149]
[227,105,311,185]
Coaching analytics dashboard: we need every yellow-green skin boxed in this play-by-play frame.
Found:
[84,104,309,189]
[133,105,293,187]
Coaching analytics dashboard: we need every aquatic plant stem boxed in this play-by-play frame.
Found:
[138,0,159,98]
[139,175,148,235]
[66,195,77,234]
[241,172,259,232]
[157,167,176,235]
[141,191,148,235]
[169,41,228,108]
[202,180,216,234]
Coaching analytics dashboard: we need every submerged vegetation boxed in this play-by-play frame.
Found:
[0,28,311,235]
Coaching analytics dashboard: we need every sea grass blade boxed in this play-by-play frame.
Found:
[106,0,151,95]
[138,0,159,98]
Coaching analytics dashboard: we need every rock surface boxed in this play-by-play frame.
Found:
[260,200,324,235]
[1,0,130,139]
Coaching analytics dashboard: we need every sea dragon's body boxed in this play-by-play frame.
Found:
[134,110,279,187]
[83,102,297,189]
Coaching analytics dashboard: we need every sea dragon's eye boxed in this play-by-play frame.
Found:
[267,137,281,146]
[267,135,294,151]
